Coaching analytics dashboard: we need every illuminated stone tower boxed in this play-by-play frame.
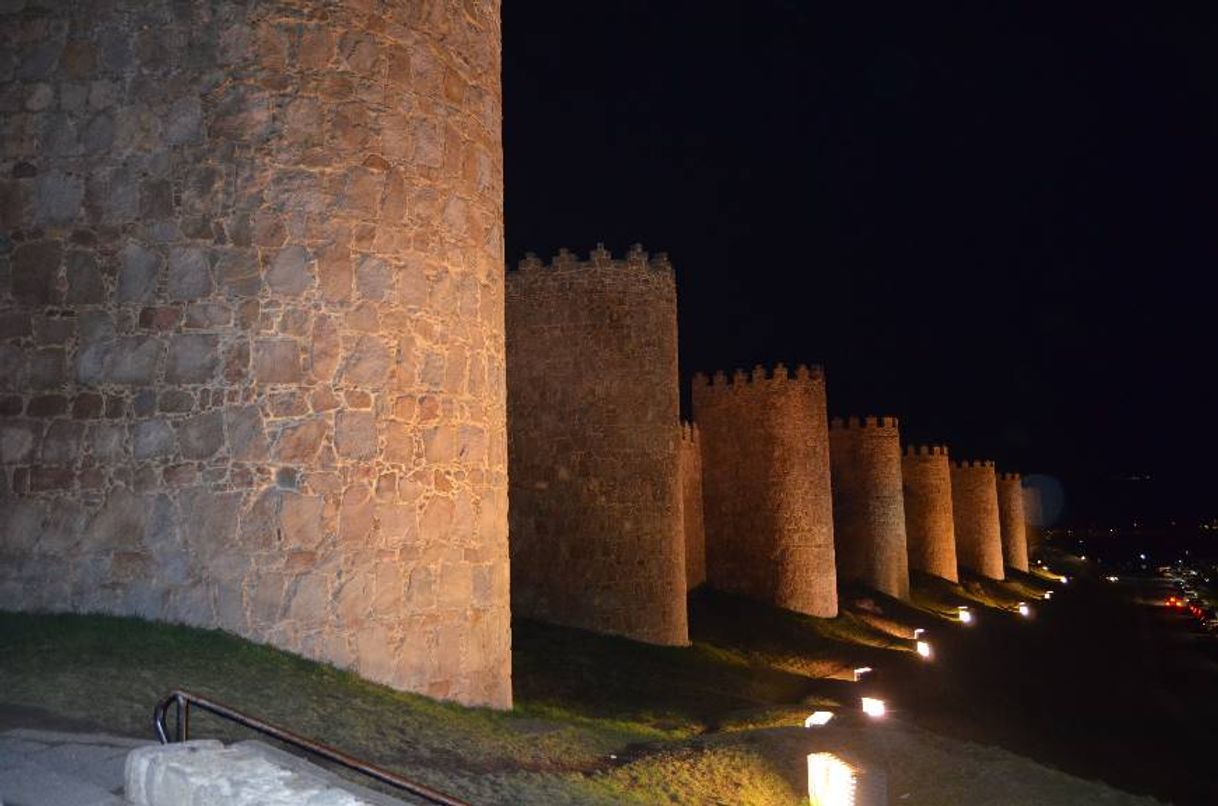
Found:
[829,417,910,599]
[996,472,1029,572]
[692,364,838,617]
[950,460,1005,580]
[901,445,958,583]
[506,245,688,646]
[681,421,707,590]
[0,0,511,707]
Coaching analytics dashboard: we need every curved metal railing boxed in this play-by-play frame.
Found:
[153,689,470,806]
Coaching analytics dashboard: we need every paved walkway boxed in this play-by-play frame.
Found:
[0,728,152,806]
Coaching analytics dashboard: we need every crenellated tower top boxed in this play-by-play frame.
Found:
[512,242,672,275]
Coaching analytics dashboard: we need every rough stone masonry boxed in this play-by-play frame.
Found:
[692,364,838,617]
[950,460,1005,581]
[505,245,688,646]
[996,471,1029,573]
[829,416,910,600]
[0,0,512,708]
[901,445,958,583]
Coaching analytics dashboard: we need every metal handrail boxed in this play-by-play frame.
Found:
[153,689,470,806]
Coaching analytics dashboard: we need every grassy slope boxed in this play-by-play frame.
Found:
[0,571,1161,805]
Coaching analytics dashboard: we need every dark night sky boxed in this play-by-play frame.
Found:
[501,2,1218,526]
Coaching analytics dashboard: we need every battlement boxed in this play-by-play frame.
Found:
[952,459,996,469]
[903,444,949,457]
[680,420,700,444]
[512,243,673,274]
[829,415,900,430]
[997,471,1022,481]
[692,362,825,391]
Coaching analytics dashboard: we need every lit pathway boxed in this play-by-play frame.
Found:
[0,728,149,806]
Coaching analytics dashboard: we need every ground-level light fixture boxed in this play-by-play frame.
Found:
[860,697,886,718]
[958,606,973,624]
[807,752,859,806]
[916,640,932,658]
[804,711,834,728]
[852,666,873,682]
[1017,602,1030,617]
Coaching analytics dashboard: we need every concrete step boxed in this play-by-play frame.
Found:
[125,739,412,806]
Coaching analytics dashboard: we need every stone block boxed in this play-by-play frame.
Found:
[335,411,376,459]
[254,339,302,384]
[175,410,224,460]
[117,242,161,302]
[132,419,175,460]
[266,244,314,296]
[165,334,219,384]
[167,247,212,300]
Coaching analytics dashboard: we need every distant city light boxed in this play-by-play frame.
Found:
[958,606,973,624]
[1017,602,1030,617]
[1139,553,1147,560]
[1043,591,1053,600]
[805,711,835,728]
[913,628,925,638]
[1106,575,1119,583]
[860,697,886,718]
[852,666,873,682]
[807,752,858,806]
[1060,576,1069,584]
[916,640,932,658]
[1080,555,1087,560]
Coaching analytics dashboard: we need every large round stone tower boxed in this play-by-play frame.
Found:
[829,416,910,600]
[0,0,511,708]
[996,471,1029,572]
[950,460,1004,580]
[901,444,958,583]
[692,364,838,617]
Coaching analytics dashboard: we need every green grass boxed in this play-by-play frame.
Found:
[0,577,1156,805]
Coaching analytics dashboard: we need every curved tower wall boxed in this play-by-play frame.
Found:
[505,245,688,646]
[680,421,707,590]
[996,472,1029,572]
[828,417,910,600]
[901,445,958,583]
[0,0,511,707]
[1023,483,1043,557]
[950,461,1004,580]
[692,364,837,617]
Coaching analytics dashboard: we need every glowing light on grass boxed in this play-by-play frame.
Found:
[807,752,858,806]
[958,606,973,624]
[852,666,873,682]
[1017,602,1030,617]
[916,640,932,658]
[804,711,834,728]
[860,697,886,718]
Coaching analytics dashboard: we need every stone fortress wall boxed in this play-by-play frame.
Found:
[691,364,837,617]
[504,244,688,646]
[950,460,1005,580]
[996,471,1029,572]
[680,420,707,590]
[0,0,512,708]
[901,445,958,582]
[828,416,910,599]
